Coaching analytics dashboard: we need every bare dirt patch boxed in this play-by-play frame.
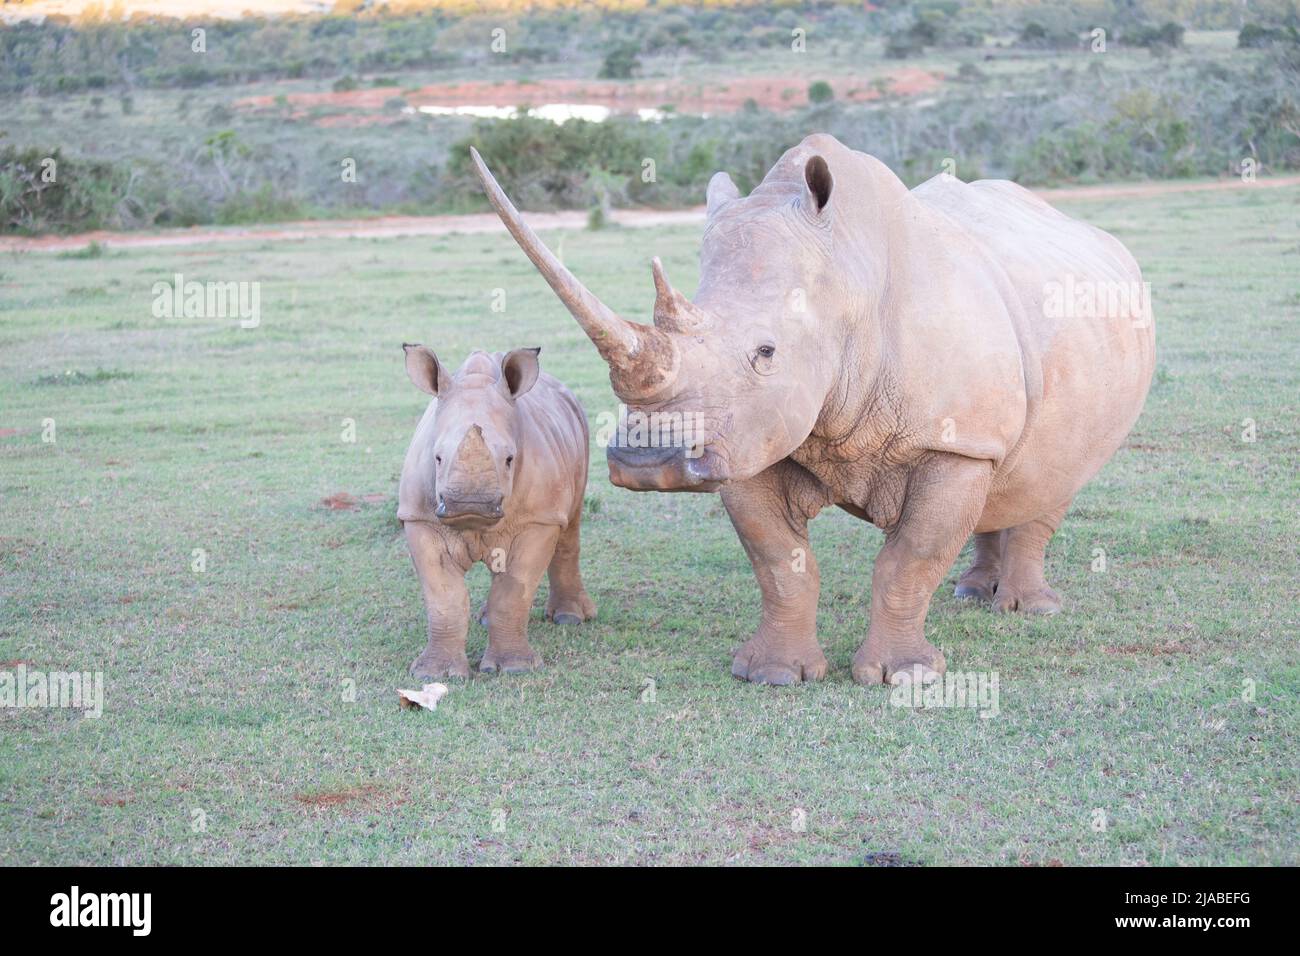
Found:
[320,492,388,511]
[293,783,402,811]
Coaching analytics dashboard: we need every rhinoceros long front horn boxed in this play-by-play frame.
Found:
[469,147,680,401]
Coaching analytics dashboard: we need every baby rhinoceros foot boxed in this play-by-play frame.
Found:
[545,590,597,627]
[992,583,1062,615]
[731,633,828,686]
[953,577,997,604]
[410,646,471,682]
[851,639,946,687]
[479,644,542,674]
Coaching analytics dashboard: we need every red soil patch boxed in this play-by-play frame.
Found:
[293,783,399,809]
[235,69,942,124]
[321,492,387,510]
[0,428,21,438]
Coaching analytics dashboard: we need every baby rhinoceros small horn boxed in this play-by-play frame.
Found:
[454,425,493,474]
[651,257,711,335]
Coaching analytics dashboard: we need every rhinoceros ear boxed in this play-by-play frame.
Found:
[501,347,541,399]
[706,171,740,216]
[804,155,833,214]
[403,343,447,396]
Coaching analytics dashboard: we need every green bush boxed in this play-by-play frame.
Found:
[215,184,303,225]
[1239,23,1300,48]
[808,81,834,105]
[598,43,641,80]
[448,115,657,210]
[0,146,129,234]
[1128,22,1186,50]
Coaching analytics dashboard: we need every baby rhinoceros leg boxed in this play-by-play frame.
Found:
[544,511,597,627]
[479,524,559,674]
[405,522,472,681]
[990,504,1068,616]
[722,461,829,686]
[954,530,1005,603]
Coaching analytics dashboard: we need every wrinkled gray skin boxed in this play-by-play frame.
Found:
[398,346,596,678]
[471,134,1154,686]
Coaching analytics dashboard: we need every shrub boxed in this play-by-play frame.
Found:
[808,81,834,105]
[1239,23,1300,48]
[598,43,641,80]
[1128,22,1186,50]
[0,147,130,234]
[448,115,656,210]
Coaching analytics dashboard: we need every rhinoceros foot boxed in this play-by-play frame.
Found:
[545,589,597,627]
[410,647,471,681]
[992,584,1061,615]
[851,641,946,687]
[954,581,997,603]
[479,645,542,674]
[731,634,828,686]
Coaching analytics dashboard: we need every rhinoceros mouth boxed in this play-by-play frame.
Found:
[436,494,505,528]
[605,443,730,493]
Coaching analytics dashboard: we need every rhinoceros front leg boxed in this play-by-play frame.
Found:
[406,521,472,680]
[480,523,560,674]
[852,456,992,686]
[722,459,832,685]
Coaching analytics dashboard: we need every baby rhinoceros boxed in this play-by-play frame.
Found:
[397,345,596,679]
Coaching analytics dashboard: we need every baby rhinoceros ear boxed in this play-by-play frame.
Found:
[403,343,449,396]
[501,347,541,399]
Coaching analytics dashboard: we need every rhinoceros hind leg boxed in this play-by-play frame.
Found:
[954,530,1006,603]
[991,504,1069,615]
[544,516,597,626]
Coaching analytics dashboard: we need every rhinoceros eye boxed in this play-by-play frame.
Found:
[756,344,776,359]
[506,455,514,467]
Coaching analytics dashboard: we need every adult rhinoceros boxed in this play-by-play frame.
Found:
[470,134,1154,686]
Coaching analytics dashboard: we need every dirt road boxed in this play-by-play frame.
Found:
[4,175,1296,255]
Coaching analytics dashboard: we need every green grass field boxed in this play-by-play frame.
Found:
[1,179,1297,865]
